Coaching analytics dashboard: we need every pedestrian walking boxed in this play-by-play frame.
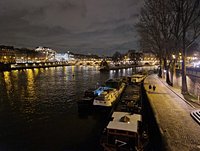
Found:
[153,85,156,91]
[149,85,152,90]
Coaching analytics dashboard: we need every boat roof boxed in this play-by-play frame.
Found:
[132,74,145,78]
[96,86,110,90]
[94,86,111,95]
[106,78,122,82]
[107,112,141,133]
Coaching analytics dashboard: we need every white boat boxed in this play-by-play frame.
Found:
[93,88,118,107]
[93,79,126,107]
[77,86,111,107]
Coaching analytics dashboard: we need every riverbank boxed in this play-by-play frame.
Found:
[109,64,142,70]
[1,62,158,73]
[100,64,156,71]
[0,62,70,71]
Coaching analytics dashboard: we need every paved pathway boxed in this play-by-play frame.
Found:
[144,75,200,151]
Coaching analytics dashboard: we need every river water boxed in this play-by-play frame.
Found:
[0,66,143,151]
[1,65,198,151]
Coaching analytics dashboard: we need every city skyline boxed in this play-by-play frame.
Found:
[0,0,144,56]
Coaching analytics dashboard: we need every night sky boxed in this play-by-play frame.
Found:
[0,0,144,56]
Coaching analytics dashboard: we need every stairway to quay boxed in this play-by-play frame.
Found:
[143,75,200,151]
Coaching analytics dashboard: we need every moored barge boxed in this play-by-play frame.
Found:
[101,111,143,151]
[100,74,148,150]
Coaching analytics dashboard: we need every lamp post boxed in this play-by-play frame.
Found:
[171,54,176,86]
[198,85,200,103]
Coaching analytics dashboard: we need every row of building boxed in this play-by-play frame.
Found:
[3,45,199,67]
[0,45,158,65]
[0,46,102,64]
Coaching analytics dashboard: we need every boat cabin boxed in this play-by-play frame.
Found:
[94,86,111,96]
[131,74,146,84]
[105,78,123,90]
[95,89,117,101]
[102,112,142,150]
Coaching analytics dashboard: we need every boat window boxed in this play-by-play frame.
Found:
[108,129,115,133]
[116,130,125,134]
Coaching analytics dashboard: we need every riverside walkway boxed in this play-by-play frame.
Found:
[144,75,200,151]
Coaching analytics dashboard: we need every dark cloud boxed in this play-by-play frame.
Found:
[0,0,144,55]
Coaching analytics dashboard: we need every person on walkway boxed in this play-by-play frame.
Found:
[149,85,152,90]
[153,85,156,91]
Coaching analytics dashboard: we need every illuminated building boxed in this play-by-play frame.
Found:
[0,45,16,63]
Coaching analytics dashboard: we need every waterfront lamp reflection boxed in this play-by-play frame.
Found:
[3,71,12,97]
[27,69,36,100]
[72,66,75,80]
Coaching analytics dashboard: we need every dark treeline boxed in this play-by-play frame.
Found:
[111,50,143,65]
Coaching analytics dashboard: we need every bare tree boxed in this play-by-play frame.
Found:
[137,0,176,83]
[137,21,163,77]
[137,0,200,93]
[170,0,200,94]
[112,51,123,63]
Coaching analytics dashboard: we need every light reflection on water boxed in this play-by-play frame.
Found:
[26,69,36,99]
[0,66,149,151]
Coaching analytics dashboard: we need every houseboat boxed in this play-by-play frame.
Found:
[93,88,118,107]
[131,74,146,84]
[101,111,143,151]
[93,79,126,108]
[77,86,111,110]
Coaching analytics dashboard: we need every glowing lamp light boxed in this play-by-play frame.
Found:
[194,61,200,68]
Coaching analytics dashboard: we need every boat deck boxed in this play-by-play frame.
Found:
[115,84,141,113]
